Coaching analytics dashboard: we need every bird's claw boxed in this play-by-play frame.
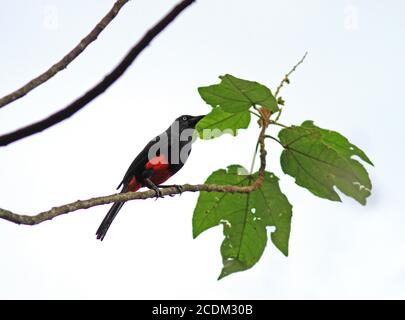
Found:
[168,185,183,197]
[154,188,163,200]
[174,185,183,195]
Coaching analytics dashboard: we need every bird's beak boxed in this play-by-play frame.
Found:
[190,115,205,127]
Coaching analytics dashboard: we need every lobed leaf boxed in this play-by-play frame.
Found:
[278,121,373,205]
[198,74,278,113]
[196,108,251,139]
[193,165,292,279]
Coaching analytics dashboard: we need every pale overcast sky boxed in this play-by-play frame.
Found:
[0,0,404,299]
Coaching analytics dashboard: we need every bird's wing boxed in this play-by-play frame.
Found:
[116,133,168,190]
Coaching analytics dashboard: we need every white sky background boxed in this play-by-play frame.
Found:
[0,0,404,299]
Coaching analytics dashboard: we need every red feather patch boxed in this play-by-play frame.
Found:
[128,176,141,192]
[146,154,172,185]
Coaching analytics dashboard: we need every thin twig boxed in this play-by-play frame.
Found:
[0,0,130,109]
[0,123,268,226]
[274,108,283,122]
[0,0,195,147]
[249,138,260,175]
[273,52,307,122]
[274,52,308,98]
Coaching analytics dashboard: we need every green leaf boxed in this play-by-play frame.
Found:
[278,121,373,205]
[193,165,292,279]
[196,108,251,139]
[301,121,374,166]
[198,74,278,113]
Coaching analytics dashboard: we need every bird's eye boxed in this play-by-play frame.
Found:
[182,116,187,121]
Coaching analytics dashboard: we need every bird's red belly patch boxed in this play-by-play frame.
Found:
[128,155,172,191]
[146,154,172,185]
[150,168,172,185]
[146,154,169,170]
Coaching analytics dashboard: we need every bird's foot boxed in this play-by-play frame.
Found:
[174,185,183,195]
[144,178,164,200]
[153,187,163,200]
[159,184,183,197]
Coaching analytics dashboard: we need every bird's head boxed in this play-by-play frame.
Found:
[175,114,205,130]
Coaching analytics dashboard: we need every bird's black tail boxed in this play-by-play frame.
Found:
[96,200,125,241]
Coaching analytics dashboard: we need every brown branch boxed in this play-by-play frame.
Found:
[0,122,268,226]
[0,0,130,109]
[0,0,195,147]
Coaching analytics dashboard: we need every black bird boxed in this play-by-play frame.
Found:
[96,114,205,240]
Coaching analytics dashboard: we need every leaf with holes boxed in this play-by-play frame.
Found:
[278,121,373,205]
[198,74,278,113]
[193,165,292,279]
[301,121,374,166]
[196,108,251,139]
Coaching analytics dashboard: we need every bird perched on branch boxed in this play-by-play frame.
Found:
[96,114,205,240]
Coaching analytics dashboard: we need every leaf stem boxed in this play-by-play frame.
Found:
[265,135,284,147]
[269,121,289,128]
[250,110,261,118]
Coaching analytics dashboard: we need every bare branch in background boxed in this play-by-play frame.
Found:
[0,0,130,109]
[0,0,195,147]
